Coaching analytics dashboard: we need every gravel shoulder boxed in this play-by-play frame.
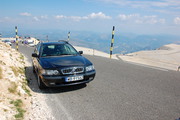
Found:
[25,61,55,120]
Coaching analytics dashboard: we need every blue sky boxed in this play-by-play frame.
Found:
[0,0,180,35]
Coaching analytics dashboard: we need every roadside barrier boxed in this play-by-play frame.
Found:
[110,26,115,59]
[68,31,70,41]
[46,35,49,42]
[15,26,18,51]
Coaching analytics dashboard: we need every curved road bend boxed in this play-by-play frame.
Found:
[15,44,180,120]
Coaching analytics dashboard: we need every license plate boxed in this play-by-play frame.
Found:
[65,75,84,82]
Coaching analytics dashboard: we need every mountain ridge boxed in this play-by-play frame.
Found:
[1,30,180,54]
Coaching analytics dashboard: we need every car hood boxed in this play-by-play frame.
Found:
[40,55,92,69]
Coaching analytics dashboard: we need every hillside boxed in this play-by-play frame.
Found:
[0,42,54,120]
[0,42,31,119]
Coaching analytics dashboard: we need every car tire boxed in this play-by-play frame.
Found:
[37,75,47,89]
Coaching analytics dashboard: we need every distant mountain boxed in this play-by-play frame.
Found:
[1,29,180,54]
[69,32,180,54]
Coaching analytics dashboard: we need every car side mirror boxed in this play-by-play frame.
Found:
[79,51,83,54]
[32,53,39,57]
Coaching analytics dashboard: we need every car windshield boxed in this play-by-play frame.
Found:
[3,40,10,42]
[29,42,34,44]
[41,44,78,57]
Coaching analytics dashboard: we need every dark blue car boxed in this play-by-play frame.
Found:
[32,41,96,89]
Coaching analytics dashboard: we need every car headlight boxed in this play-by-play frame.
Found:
[42,69,59,75]
[86,65,95,72]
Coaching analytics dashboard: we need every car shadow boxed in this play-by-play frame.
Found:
[25,66,87,94]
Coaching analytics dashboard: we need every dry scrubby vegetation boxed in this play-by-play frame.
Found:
[0,66,2,79]
[0,42,31,120]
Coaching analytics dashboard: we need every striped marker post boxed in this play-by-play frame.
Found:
[68,31,70,41]
[15,26,18,51]
[110,26,115,59]
[46,35,49,42]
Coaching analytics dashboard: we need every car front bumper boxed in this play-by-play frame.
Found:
[40,70,96,87]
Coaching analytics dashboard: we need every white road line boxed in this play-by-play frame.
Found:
[124,61,169,72]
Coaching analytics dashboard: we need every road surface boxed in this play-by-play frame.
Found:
[15,44,180,120]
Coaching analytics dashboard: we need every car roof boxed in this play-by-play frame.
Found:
[41,41,68,45]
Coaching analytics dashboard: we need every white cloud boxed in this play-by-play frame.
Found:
[69,16,85,21]
[20,12,31,16]
[55,12,111,21]
[55,15,66,19]
[0,17,11,22]
[4,17,11,20]
[174,17,180,24]
[143,15,158,24]
[55,15,84,21]
[117,14,139,20]
[95,0,180,16]
[117,14,165,24]
[0,17,19,23]
[33,17,40,21]
[97,0,180,8]
[159,19,166,24]
[87,12,112,19]
[40,15,48,19]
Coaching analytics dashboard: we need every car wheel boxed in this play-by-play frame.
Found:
[37,75,47,89]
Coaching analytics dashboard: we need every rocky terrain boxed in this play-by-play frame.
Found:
[0,42,54,120]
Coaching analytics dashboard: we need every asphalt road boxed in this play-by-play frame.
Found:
[14,43,180,120]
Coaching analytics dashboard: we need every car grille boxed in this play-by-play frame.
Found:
[61,67,84,75]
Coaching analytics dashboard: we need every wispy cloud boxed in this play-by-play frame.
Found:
[117,14,139,21]
[19,12,31,16]
[95,0,180,15]
[96,0,180,8]
[117,14,165,24]
[55,15,67,19]
[55,12,111,21]
[174,17,180,24]
[0,17,11,23]
[87,12,112,19]
[33,17,40,21]
[40,15,48,19]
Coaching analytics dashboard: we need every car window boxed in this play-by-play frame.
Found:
[41,44,78,57]
[64,44,77,55]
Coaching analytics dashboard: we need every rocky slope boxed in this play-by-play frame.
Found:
[0,42,54,120]
[0,42,32,119]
